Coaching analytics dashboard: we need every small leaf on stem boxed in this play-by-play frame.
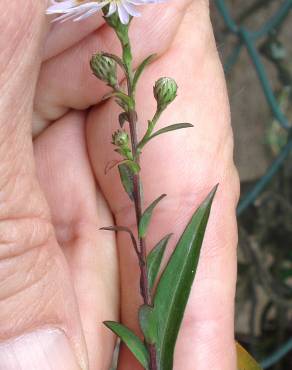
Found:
[150,123,194,140]
[105,160,121,174]
[237,342,262,370]
[101,52,127,73]
[123,160,140,174]
[147,234,172,292]
[100,226,139,257]
[138,123,194,150]
[133,54,156,91]
[119,112,129,128]
[152,186,218,370]
[139,305,157,345]
[104,321,149,370]
[118,163,134,201]
[138,194,167,238]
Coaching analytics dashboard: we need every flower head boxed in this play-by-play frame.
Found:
[112,130,129,147]
[154,77,178,112]
[46,0,163,25]
[90,53,117,87]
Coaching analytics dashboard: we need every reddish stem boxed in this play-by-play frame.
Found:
[128,109,157,369]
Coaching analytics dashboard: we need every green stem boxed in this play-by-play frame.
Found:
[138,110,163,150]
[110,18,158,370]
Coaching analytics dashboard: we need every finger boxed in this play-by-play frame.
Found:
[34,0,192,127]
[87,1,239,369]
[33,111,119,370]
[0,2,88,369]
[44,13,105,61]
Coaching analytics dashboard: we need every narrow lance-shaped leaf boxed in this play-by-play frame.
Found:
[139,305,157,345]
[138,194,167,238]
[100,226,139,257]
[104,321,149,370]
[138,123,194,150]
[123,160,140,174]
[119,112,129,128]
[118,163,134,201]
[147,234,172,292]
[152,186,218,370]
[102,91,134,109]
[237,342,262,370]
[101,52,126,73]
[150,123,194,140]
[106,159,138,174]
[133,54,156,91]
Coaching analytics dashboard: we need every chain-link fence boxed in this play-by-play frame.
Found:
[213,0,292,368]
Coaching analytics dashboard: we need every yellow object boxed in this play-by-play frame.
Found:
[237,342,262,370]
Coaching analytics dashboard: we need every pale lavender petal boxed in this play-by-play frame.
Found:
[46,0,167,24]
[122,1,141,17]
[46,0,76,14]
[127,0,164,4]
[117,4,130,24]
[107,2,117,17]
[52,11,79,23]
[74,7,101,21]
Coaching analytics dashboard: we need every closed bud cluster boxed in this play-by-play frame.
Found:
[112,130,129,147]
[90,53,117,87]
[154,77,178,112]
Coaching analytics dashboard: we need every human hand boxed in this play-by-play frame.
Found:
[0,1,239,369]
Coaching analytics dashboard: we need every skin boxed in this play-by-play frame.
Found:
[0,0,239,369]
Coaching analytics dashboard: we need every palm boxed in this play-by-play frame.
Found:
[31,1,239,369]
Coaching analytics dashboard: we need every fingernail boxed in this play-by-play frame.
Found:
[0,329,85,370]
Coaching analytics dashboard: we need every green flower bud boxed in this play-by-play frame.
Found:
[154,77,178,111]
[90,53,117,87]
[112,130,129,147]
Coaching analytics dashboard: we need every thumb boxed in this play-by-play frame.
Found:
[0,2,88,369]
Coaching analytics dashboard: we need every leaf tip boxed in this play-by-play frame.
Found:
[100,227,110,231]
[209,183,219,200]
[103,320,113,328]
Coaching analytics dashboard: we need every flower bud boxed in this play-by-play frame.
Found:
[90,53,117,87]
[154,77,178,111]
[112,130,129,147]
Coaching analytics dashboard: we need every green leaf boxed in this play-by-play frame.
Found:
[102,91,134,111]
[100,226,139,256]
[152,186,218,370]
[104,321,149,369]
[101,52,126,73]
[237,342,262,370]
[147,234,172,292]
[139,194,167,238]
[139,305,157,345]
[150,123,194,141]
[124,160,140,174]
[119,112,129,128]
[118,163,134,201]
[138,123,194,150]
[133,54,156,91]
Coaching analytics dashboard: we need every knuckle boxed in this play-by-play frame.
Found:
[0,216,54,260]
[0,216,67,338]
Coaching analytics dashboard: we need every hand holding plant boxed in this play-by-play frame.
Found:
[0,1,247,369]
[46,1,244,368]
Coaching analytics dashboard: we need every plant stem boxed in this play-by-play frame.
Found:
[128,109,151,305]
[118,24,152,307]
[128,108,158,370]
[112,19,158,370]
[138,109,163,150]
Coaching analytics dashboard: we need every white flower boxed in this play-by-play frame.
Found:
[46,0,164,25]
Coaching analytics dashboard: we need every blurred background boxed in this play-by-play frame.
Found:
[210,0,292,368]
